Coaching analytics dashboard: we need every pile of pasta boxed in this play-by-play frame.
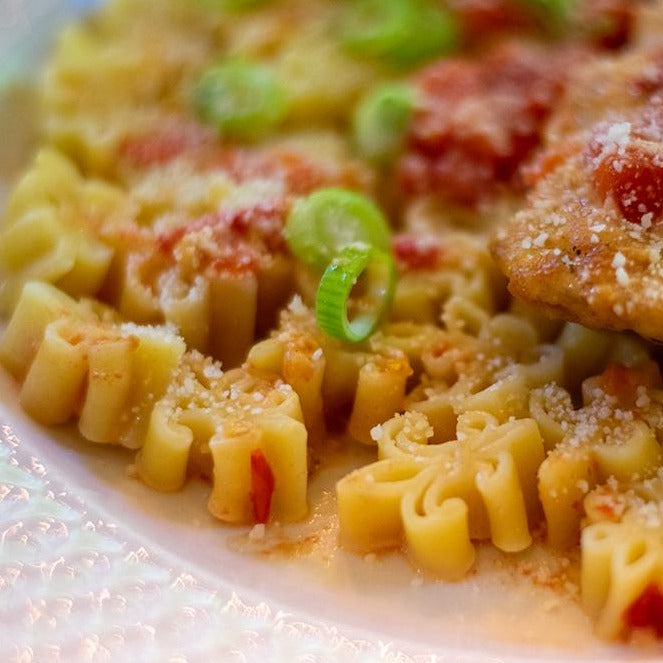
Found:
[3,0,663,642]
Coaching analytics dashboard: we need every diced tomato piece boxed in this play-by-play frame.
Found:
[119,123,212,167]
[155,201,286,275]
[592,143,663,225]
[399,43,581,205]
[588,108,663,225]
[393,235,442,271]
[250,449,275,524]
[624,583,663,637]
[600,361,661,403]
[582,0,636,51]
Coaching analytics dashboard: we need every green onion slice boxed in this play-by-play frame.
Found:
[284,188,391,271]
[341,0,459,68]
[354,84,414,162]
[316,244,396,343]
[193,61,287,139]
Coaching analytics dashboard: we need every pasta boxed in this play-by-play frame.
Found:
[2,0,663,643]
[338,410,544,579]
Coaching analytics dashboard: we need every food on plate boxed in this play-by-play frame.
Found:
[492,46,663,341]
[1,0,663,642]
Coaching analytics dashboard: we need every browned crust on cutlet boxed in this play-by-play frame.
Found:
[491,147,663,341]
[491,46,663,342]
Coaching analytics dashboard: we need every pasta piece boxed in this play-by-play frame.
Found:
[407,301,564,442]
[135,353,308,523]
[391,231,505,324]
[248,297,414,445]
[347,355,413,444]
[533,367,663,549]
[0,149,129,311]
[582,475,663,639]
[0,281,91,379]
[0,281,186,445]
[337,410,545,580]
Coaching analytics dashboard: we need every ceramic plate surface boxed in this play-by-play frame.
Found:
[1,3,663,662]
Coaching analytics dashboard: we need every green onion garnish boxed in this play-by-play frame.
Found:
[354,84,414,162]
[193,61,287,139]
[316,244,396,343]
[341,0,459,69]
[284,188,391,271]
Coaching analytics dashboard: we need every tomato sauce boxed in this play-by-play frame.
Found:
[624,583,663,637]
[399,43,581,205]
[588,106,663,225]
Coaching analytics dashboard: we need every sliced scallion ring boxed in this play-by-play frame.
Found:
[341,0,459,68]
[193,60,287,139]
[316,244,396,343]
[285,187,391,271]
[354,84,414,162]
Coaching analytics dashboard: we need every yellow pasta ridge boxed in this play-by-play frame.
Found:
[0,281,186,447]
[0,149,130,313]
[532,382,663,549]
[582,476,663,639]
[136,353,308,523]
[337,410,545,581]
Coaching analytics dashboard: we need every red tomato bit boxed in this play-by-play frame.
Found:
[119,122,213,167]
[250,449,275,524]
[600,361,662,404]
[624,583,663,637]
[393,235,442,271]
[399,43,581,205]
[587,107,663,226]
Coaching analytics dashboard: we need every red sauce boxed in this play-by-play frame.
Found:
[393,234,442,271]
[122,128,363,198]
[600,361,661,404]
[399,43,581,205]
[588,106,663,225]
[156,201,287,275]
[250,449,275,524]
[624,583,663,637]
[119,122,213,167]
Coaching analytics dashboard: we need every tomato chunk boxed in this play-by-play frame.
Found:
[399,43,580,205]
[250,449,275,524]
[119,123,213,167]
[624,583,663,637]
[600,361,661,404]
[393,234,441,271]
[588,108,663,225]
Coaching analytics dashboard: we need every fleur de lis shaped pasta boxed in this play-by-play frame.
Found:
[407,297,565,442]
[531,379,663,549]
[248,298,413,445]
[0,280,309,525]
[0,280,185,447]
[582,475,663,639]
[0,150,130,313]
[337,410,545,580]
[136,353,308,524]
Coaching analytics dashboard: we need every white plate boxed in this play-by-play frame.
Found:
[1,3,662,661]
